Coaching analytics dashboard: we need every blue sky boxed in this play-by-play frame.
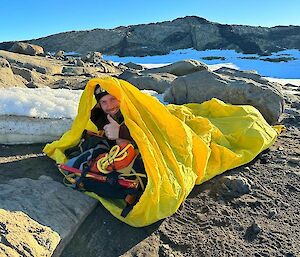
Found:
[1,0,299,42]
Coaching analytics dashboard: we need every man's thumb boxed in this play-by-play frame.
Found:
[107,114,117,123]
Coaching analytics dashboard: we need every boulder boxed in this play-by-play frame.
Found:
[0,50,64,75]
[119,70,177,93]
[144,59,208,76]
[0,58,26,88]
[82,52,102,63]
[75,59,85,67]
[9,42,44,56]
[11,65,52,88]
[0,176,97,256]
[11,65,34,82]
[164,69,284,124]
[0,209,60,257]
[213,175,252,198]
[95,60,120,74]
[214,67,283,91]
[118,62,129,71]
[124,62,144,70]
[61,64,119,76]
[55,50,65,59]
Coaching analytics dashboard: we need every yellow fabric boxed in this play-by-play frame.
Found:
[43,77,281,227]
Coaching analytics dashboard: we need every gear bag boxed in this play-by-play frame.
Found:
[60,131,147,217]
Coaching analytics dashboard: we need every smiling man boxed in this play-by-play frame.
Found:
[91,84,132,144]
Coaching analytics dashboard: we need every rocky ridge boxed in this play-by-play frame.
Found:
[1,16,299,56]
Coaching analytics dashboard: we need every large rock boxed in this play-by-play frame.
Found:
[144,59,208,76]
[55,50,65,59]
[0,50,63,75]
[82,51,102,63]
[0,209,60,257]
[124,62,145,70]
[95,60,119,73]
[164,69,284,124]
[0,58,26,88]
[9,42,44,56]
[119,70,177,93]
[0,176,97,256]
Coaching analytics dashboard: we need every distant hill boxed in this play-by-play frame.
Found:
[1,16,300,56]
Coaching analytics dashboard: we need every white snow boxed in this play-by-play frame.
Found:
[104,48,300,79]
[0,87,82,119]
[263,77,300,87]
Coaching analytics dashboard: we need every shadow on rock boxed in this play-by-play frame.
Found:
[0,143,61,184]
[61,204,162,257]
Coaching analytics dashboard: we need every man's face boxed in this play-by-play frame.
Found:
[99,94,120,116]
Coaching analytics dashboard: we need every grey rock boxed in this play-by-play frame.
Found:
[82,51,102,63]
[245,222,262,241]
[214,175,251,198]
[119,70,177,93]
[75,59,85,67]
[124,62,144,70]
[164,69,284,124]
[0,177,97,256]
[0,58,10,68]
[11,65,33,81]
[145,59,208,76]
[0,50,64,75]
[268,209,278,218]
[55,50,65,59]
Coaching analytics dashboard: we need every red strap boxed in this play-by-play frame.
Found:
[59,164,138,189]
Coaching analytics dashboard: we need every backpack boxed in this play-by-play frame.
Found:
[59,131,147,217]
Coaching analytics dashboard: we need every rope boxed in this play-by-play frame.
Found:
[96,144,133,174]
[96,143,146,190]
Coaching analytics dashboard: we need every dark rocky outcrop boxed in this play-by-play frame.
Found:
[0,16,298,56]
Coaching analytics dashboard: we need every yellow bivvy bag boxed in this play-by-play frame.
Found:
[43,77,282,227]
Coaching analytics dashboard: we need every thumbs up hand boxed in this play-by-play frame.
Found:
[103,115,120,140]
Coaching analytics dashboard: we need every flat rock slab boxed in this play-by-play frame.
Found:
[0,115,73,144]
[0,209,60,257]
[0,176,97,256]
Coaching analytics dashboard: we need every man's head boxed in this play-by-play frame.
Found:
[94,84,109,102]
[94,84,120,117]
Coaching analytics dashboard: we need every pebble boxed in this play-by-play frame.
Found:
[268,209,278,218]
[251,222,261,234]
[278,146,284,151]
[218,175,251,198]
[287,157,300,166]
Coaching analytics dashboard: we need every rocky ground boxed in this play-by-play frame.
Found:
[0,88,299,257]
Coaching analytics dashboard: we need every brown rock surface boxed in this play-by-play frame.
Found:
[9,42,44,56]
[0,58,26,88]
[0,209,60,257]
[0,50,64,75]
